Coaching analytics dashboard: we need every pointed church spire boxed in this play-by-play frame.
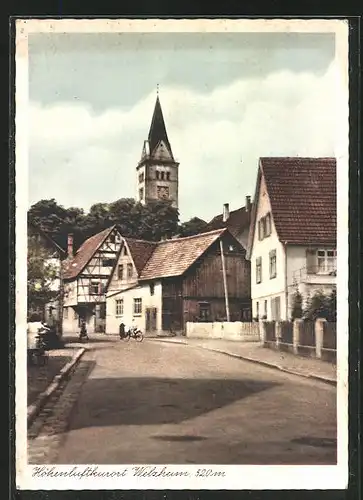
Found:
[148,92,174,160]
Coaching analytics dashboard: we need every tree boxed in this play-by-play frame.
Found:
[178,217,209,237]
[303,288,337,321]
[28,199,68,235]
[291,290,303,320]
[138,200,179,241]
[27,235,59,317]
[28,197,180,251]
[327,288,337,321]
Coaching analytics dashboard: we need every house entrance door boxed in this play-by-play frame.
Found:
[145,308,157,331]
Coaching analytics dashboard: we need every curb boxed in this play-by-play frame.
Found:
[27,347,86,427]
[150,338,336,387]
[201,347,337,387]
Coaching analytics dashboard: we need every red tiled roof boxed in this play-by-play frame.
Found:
[254,157,337,246]
[208,205,252,239]
[63,226,116,280]
[124,238,157,274]
[139,228,227,280]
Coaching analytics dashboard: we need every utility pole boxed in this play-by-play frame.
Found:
[58,250,64,337]
[219,239,230,322]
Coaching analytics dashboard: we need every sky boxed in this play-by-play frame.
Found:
[28,31,337,222]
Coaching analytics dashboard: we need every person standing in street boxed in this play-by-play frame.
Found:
[27,313,49,363]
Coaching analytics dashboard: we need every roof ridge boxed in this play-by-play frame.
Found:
[260,156,336,161]
[124,237,158,244]
[76,225,115,253]
[159,228,226,244]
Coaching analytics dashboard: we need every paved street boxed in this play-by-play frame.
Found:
[30,338,337,465]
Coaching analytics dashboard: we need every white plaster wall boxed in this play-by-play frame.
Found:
[45,257,61,291]
[63,281,77,306]
[250,173,287,319]
[186,322,260,341]
[106,282,162,334]
[107,245,138,293]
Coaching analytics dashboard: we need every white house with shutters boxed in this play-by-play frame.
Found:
[246,157,337,321]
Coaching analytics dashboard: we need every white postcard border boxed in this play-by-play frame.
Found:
[15,18,350,490]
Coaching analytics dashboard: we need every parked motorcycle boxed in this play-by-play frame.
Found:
[120,325,144,342]
[28,329,49,366]
[79,320,89,342]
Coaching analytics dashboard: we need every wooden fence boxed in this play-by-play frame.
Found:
[323,322,337,350]
[260,318,336,363]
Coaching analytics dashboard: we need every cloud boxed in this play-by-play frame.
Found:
[28,62,338,222]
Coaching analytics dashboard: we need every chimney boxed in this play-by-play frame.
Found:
[245,196,252,212]
[67,233,74,258]
[223,203,230,222]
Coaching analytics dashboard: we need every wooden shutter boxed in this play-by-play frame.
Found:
[306,249,316,274]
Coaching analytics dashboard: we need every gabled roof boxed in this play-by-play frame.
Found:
[105,237,157,289]
[28,220,67,257]
[247,157,336,257]
[124,238,157,274]
[148,96,174,160]
[208,205,252,240]
[139,228,227,281]
[63,225,116,280]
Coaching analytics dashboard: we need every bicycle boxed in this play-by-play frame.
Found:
[121,326,144,342]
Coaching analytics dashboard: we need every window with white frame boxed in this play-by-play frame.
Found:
[317,249,337,273]
[306,248,337,274]
[115,299,124,316]
[269,249,277,279]
[133,298,142,315]
[256,257,262,284]
[63,306,68,319]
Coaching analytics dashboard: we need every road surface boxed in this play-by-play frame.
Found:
[34,338,337,465]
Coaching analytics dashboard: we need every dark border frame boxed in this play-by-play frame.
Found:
[7,12,361,500]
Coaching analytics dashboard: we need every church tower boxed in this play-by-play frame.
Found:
[136,91,179,209]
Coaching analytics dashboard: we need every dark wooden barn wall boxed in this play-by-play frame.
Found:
[160,236,252,330]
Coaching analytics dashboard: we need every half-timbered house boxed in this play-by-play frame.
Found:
[106,228,251,336]
[62,225,123,334]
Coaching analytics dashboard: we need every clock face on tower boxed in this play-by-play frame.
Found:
[157,186,169,200]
